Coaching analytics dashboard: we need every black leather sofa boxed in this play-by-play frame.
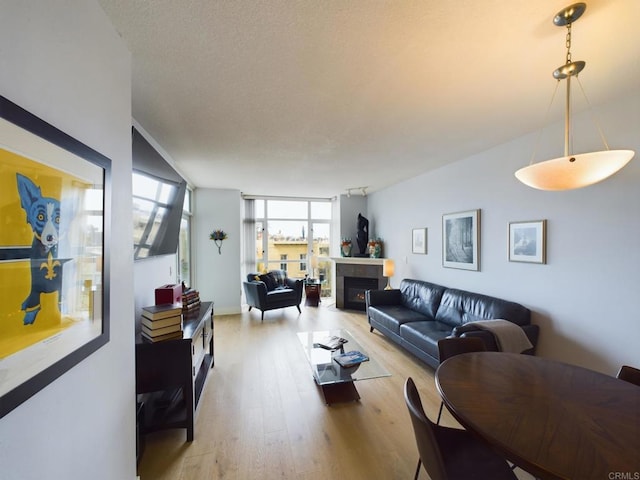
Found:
[366,278,538,369]
[243,270,303,321]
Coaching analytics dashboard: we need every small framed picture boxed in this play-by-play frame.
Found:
[442,209,480,271]
[509,220,547,264]
[412,228,427,254]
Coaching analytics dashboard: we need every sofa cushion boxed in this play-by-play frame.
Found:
[434,288,531,328]
[400,279,446,319]
[368,305,432,335]
[400,321,452,360]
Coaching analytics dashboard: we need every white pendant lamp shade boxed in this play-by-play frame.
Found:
[515,150,634,191]
[516,3,634,191]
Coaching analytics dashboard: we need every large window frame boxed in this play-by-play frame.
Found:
[246,197,333,296]
[177,187,192,286]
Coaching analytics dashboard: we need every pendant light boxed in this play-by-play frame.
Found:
[515,3,634,191]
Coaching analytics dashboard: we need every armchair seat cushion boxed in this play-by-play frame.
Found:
[266,287,296,303]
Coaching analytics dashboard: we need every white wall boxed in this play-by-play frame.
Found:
[368,92,640,375]
[133,254,179,327]
[339,194,368,252]
[194,189,242,315]
[0,1,136,479]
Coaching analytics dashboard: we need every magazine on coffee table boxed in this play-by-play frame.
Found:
[313,335,348,350]
[333,350,369,368]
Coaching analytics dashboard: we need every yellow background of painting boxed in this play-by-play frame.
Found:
[0,148,77,359]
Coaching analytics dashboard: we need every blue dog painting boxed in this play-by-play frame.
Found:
[16,173,64,325]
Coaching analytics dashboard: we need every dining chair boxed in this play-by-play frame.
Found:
[616,365,640,386]
[436,337,486,424]
[403,377,517,480]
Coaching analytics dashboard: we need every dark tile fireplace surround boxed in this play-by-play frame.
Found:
[334,258,385,311]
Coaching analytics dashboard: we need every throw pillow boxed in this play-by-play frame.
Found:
[270,270,287,287]
[258,273,276,291]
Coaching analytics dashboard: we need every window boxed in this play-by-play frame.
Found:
[245,197,333,298]
[177,188,192,285]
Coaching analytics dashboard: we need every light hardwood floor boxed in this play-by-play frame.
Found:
[137,301,533,480]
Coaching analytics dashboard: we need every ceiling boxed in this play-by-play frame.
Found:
[98,0,640,198]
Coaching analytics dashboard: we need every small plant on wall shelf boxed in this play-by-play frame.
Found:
[210,229,228,254]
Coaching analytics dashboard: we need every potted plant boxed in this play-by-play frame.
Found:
[340,238,352,257]
[209,229,228,254]
[368,238,383,258]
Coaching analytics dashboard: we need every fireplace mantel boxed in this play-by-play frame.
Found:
[331,257,385,265]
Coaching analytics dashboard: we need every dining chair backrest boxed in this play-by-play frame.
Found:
[616,365,640,387]
[437,336,486,363]
[404,377,448,480]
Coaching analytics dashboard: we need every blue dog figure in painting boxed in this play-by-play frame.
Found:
[16,173,63,325]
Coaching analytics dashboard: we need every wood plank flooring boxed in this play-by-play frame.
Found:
[137,301,534,480]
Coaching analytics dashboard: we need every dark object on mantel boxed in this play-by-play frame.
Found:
[356,213,369,256]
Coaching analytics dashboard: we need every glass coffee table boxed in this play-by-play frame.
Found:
[297,329,390,405]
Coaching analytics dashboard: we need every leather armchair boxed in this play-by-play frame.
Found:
[243,270,303,321]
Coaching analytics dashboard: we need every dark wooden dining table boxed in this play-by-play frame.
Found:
[436,352,640,480]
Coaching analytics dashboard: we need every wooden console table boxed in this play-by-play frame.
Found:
[135,301,214,442]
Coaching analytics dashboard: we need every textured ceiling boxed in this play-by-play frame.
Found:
[98,0,640,198]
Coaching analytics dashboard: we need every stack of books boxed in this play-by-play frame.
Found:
[313,335,348,351]
[182,288,201,313]
[140,303,183,342]
[333,350,369,368]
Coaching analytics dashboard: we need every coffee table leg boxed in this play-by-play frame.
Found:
[318,382,360,405]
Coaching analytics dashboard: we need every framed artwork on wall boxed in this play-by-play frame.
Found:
[509,220,547,264]
[442,209,480,271]
[0,95,111,418]
[412,228,427,254]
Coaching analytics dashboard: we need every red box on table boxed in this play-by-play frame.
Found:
[155,284,182,306]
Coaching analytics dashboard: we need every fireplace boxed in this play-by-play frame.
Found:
[333,258,385,310]
[344,277,379,310]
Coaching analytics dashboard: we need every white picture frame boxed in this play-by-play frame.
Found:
[412,228,427,254]
[442,209,480,271]
[509,220,547,264]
